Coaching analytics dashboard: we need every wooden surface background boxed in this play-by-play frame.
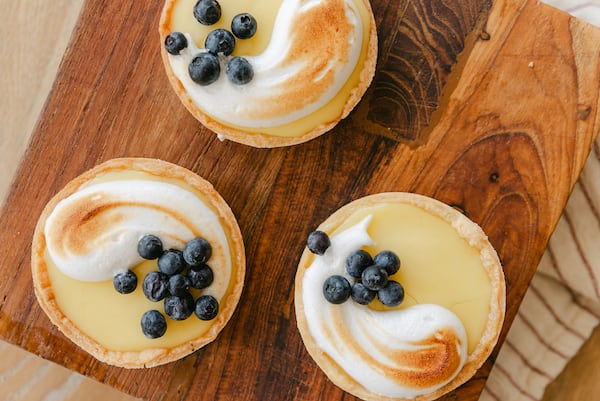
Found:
[1,0,600,400]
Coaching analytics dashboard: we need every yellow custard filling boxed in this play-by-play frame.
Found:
[44,171,239,352]
[166,0,373,137]
[171,0,278,56]
[311,203,492,354]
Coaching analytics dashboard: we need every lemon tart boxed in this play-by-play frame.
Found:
[31,158,245,368]
[295,192,505,400]
[159,0,378,147]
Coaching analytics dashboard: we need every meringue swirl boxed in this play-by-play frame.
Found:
[44,179,231,286]
[168,0,363,128]
[302,216,468,399]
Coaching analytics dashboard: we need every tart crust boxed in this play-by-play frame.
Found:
[158,0,378,148]
[294,192,505,401]
[31,158,245,368]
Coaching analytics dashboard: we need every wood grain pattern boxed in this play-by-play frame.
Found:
[352,0,492,142]
[0,0,599,401]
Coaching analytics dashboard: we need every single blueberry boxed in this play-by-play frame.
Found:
[183,237,212,266]
[141,310,167,339]
[345,249,374,278]
[226,57,253,85]
[137,234,163,260]
[164,32,188,55]
[142,271,170,302]
[205,29,236,56]
[378,280,405,307]
[195,295,219,320]
[231,13,257,39]
[157,249,187,276]
[188,53,220,85]
[322,275,351,304]
[164,292,195,320]
[374,250,401,276]
[193,0,221,25]
[361,265,389,291]
[307,231,330,255]
[351,282,376,305]
[187,264,214,289]
[113,270,137,294]
[168,274,191,296]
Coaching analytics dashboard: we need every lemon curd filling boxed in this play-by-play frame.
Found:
[44,171,239,352]
[166,0,373,137]
[171,0,278,56]
[308,202,492,354]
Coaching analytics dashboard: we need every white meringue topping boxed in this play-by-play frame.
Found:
[44,179,231,285]
[301,216,468,398]
[167,0,363,129]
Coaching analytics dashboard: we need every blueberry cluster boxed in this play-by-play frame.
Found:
[164,0,257,86]
[112,234,220,339]
[307,231,405,307]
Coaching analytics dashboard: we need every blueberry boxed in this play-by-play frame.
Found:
[164,32,188,55]
[378,280,405,307]
[187,264,214,289]
[307,231,330,255]
[188,53,220,85]
[193,0,221,25]
[164,292,195,320]
[361,265,388,291]
[231,13,257,39]
[142,271,170,302]
[195,295,219,320]
[351,282,376,305]
[137,234,163,260]
[158,249,187,276]
[141,310,167,339]
[113,270,137,294]
[168,274,191,296]
[226,57,253,85]
[322,275,351,304]
[345,249,373,278]
[374,250,401,276]
[205,29,236,56]
[183,237,212,266]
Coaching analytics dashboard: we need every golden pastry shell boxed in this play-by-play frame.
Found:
[31,157,246,368]
[294,192,506,401]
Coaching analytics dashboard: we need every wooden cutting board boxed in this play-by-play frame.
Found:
[1,0,599,400]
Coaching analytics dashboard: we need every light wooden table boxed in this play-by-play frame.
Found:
[1,1,598,400]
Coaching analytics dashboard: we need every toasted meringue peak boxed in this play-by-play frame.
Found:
[45,179,230,283]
